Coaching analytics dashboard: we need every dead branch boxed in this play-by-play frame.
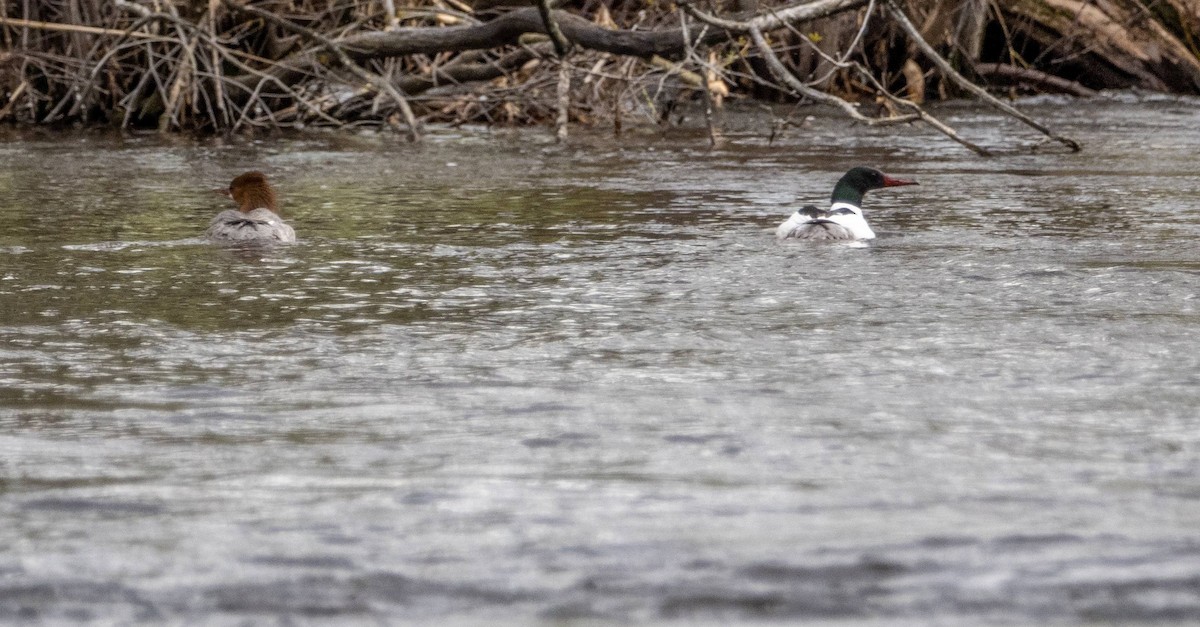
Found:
[534,0,572,140]
[227,0,867,103]
[682,1,976,147]
[0,15,158,38]
[341,0,866,59]
[767,5,991,155]
[397,47,540,95]
[974,62,1099,98]
[746,23,908,125]
[7,0,1190,148]
[555,58,570,141]
[535,0,571,57]
[223,0,421,141]
[884,0,1082,152]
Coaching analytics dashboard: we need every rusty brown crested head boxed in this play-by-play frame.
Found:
[224,171,278,214]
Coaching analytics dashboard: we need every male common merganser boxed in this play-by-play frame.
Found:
[776,166,917,241]
[206,171,296,243]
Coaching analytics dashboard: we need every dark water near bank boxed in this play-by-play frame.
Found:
[2,96,1200,625]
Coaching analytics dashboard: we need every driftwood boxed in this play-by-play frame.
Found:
[2,0,1198,152]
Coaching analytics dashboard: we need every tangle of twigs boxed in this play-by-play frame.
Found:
[2,0,1195,151]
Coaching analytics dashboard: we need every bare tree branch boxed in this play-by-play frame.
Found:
[884,0,1082,152]
[223,0,421,141]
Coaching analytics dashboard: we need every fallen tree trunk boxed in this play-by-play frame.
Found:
[1000,0,1200,93]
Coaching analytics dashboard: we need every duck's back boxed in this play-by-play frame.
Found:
[207,208,296,243]
[780,221,857,240]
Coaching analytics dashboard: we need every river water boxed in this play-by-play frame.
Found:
[2,96,1199,624]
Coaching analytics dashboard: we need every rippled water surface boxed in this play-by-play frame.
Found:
[3,98,1200,624]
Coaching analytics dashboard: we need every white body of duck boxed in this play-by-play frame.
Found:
[207,208,296,243]
[776,202,875,241]
[776,167,917,242]
[207,171,296,244]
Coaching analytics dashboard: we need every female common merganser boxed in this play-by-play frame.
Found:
[206,171,296,243]
[776,166,917,241]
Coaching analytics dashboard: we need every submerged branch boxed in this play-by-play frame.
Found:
[974,63,1099,98]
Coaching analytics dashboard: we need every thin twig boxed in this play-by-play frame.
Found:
[555,59,570,141]
[679,0,892,123]
[884,0,1081,152]
[159,35,197,131]
[534,0,572,140]
[223,0,421,140]
[0,15,158,38]
[776,6,991,155]
[536,0,572,57]
[679,10,721,146]
[684,1,990,155]
[381,0,400,30]
[0,81,28,120]
[748,25,913,125]
[205,0,229,125]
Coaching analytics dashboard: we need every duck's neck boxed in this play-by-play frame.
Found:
[236,187,277,213]
[830,181,865,207]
